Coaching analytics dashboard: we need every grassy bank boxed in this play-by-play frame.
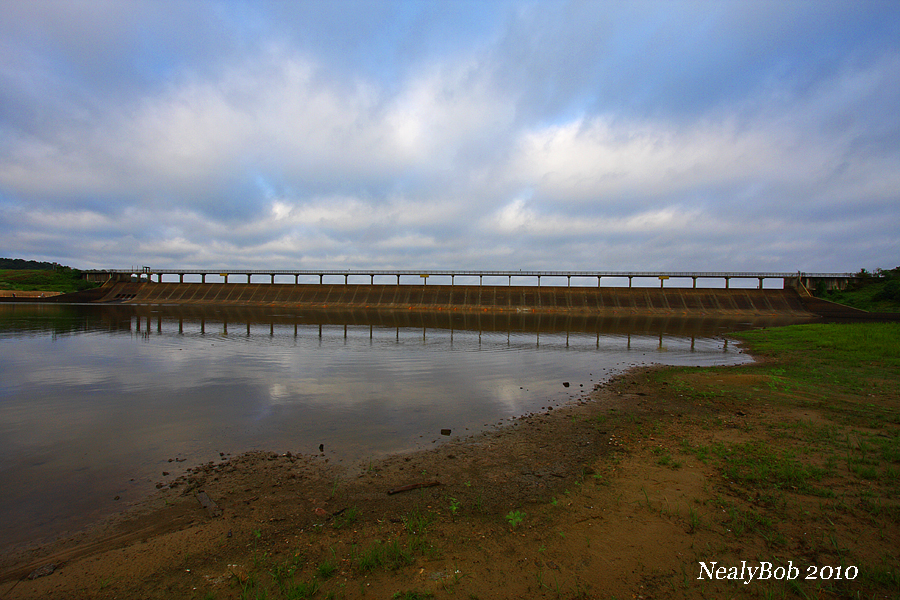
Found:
[0,268,98,294]
[648,322,900,598]
[815,268,900,312]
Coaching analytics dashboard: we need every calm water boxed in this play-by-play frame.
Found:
[0,303,792,551]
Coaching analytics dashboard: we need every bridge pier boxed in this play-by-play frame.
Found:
[692,277,697,289]
[724,277,730,289]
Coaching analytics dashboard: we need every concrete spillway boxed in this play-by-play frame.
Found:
[81,282,812,317]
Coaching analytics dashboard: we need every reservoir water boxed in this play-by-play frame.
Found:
[0,303,790,552]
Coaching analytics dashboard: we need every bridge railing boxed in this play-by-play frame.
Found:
[83,269,858,290]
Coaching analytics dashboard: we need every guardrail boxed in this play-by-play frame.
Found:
[83,269,857,290]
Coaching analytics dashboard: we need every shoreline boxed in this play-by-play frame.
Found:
[0,365,674,579]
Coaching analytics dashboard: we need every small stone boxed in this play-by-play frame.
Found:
[28,564,56,580]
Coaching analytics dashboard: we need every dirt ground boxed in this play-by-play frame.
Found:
[0,356,896,599]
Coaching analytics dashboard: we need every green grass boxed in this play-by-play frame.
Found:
[733,322,900,364]
[331,506,359,529]
[283,579,319,600]
[403,506,435,535]
[316,559,337,579]
[676,322,900,597]
[817,270,900,313]
[0,268,99,293]
[392,591,435,600]
[353,539,414,572]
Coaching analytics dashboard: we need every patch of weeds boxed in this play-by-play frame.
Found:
[329,475,341,499]
[861,559,900,590]
[717,441,829,494]
[448,496,461,519]
[354,539,414,572]
[505,510,526,528]
[687,506,701,533]
[851,464,881,480]
[269,557,298,590]
[403,506,435,535]
[722,502,779,543]
[317,559,337,580]
[391,591,435,600]
[239,573,268,600]
[656,452,682,469]
[332,505,359,529]
[406,534,436,558]
[284,579,319,600]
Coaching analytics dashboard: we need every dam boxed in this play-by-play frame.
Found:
[10,269,868,319]
[62,280,813,317]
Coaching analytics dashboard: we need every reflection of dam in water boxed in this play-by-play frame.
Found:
[2,302,814,340]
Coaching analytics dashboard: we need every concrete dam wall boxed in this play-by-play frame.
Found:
[85,282,812,317]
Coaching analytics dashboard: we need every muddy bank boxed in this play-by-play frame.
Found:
[0,364,747,600]
[0,368,692,593]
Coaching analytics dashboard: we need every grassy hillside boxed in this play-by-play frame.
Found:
[0,267,99,294]
[816,267,900,312]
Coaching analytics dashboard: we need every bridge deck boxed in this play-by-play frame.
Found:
[83,268,857,291]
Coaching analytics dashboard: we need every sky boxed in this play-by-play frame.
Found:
[1,0,898,273]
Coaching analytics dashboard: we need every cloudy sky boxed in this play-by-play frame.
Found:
[1,0,898,272]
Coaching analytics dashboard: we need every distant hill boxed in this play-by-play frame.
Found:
[0,258,61,270]
[0,259,98,293]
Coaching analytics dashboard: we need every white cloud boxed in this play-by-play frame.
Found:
[0,2,898,272]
